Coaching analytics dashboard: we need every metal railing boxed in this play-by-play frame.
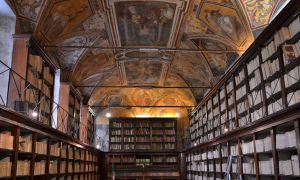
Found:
[0,60,95,145]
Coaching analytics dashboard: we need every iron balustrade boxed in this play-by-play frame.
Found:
[0,59,95,145]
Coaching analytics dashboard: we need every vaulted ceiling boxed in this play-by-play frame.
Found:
[6,0,287,119]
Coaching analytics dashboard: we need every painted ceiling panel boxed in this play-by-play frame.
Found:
[240,0,278,30]
[7,0,289,119]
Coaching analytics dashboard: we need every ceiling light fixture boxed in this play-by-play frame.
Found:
[175,113,180,118]
[32,111,38,117]
[96,145,100,149]
[106,112,111,118]
[224,127,229,133]
[136,114,150,118]
[139,48,159,52]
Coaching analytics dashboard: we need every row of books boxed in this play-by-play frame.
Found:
[43,66,54,85]
[27,69,43,90]
[249,69,261,90]
[287,90,300,106]
[0,132,13,150]
[261,40,277,62]
[250,107,265,122]
[110,144,122,150]
[35,141,47,155]
[111,130,121,135]
[236,85,246,100]
[235,69,245,86]
[0,158,11,177]
[267,98,283,114]
[285,65,300,88]
[123,137,135,142]
[243,160,255,174]
[110,136,122,143]
[279,155,299,176]
[29,55,43,73]
[123,129,134,135]
[261,58,279,80]
[187,174,216,180]
[265,78,281,98]
[34,161,46,175]
[276,130,297,149]
[111,122,121,128]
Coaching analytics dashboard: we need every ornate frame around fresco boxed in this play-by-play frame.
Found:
[102,0,190,48]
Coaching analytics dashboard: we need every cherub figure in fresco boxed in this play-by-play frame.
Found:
[204,9,243,43]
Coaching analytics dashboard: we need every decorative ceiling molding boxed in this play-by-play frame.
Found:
[102,0,190,48]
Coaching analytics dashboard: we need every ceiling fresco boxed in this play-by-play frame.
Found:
[6,0,290,124]
[239,0,286,30]
[114,1,176,46]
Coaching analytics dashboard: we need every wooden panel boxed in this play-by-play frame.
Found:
[57,83,70,133]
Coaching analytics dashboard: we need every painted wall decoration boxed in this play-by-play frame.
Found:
[15,0,43,20]
[95,124,109,151]
[199,2,247,47]
[240,0,277,29]
[49,34,98,70]
[41,0,92,41]
[115,1,176,46]
[190,38,239,75]
[124,60,163,85]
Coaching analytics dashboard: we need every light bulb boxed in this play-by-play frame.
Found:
[224,127,228,132]
[175,113,180,117]
[96,145,100,149]
[106,112,111,118]
[32,111,38,117]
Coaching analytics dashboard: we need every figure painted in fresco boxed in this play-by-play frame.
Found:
[116,2,176,46]
[124,60,162,84]
[204,9,243,43]
[43,7,88,40]
[16,0,43,19]
[242,0,276,28]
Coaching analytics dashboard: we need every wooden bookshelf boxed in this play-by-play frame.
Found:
[109,118,177,152]
[0,106,105,180]
[186,107,300,180]
[187,1,300,180]
[107,152,180,180]
[67,89,81,139]
[189,0,300,148]
[87,110,95,145]
[8,35,56,127]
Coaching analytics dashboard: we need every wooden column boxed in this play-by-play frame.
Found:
[57,83,70,133]
[80,105,89,144]
[7,35,30,109]
[179,153,186,180]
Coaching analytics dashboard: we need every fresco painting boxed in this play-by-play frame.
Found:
[115,1,176,46]
[124,60,163,85]
[199,3,247,46]
[42,0,91,41]
[241,0,277,29]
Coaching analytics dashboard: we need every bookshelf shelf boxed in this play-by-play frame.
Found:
[0,107,105,180]
[187,1,300,179]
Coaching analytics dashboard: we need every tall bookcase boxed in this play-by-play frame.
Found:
[87,110,95,145]
[187,1,300,180]
[8,35,57,126]
[189,0,300,147]
[0,106,105,179]
[108,118,179,179]
[109,118,177,152]
[68,89,81,139]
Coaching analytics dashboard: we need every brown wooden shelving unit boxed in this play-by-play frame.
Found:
[186,0,300,179]
[108,118,180,180]
[0,107,105,180]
